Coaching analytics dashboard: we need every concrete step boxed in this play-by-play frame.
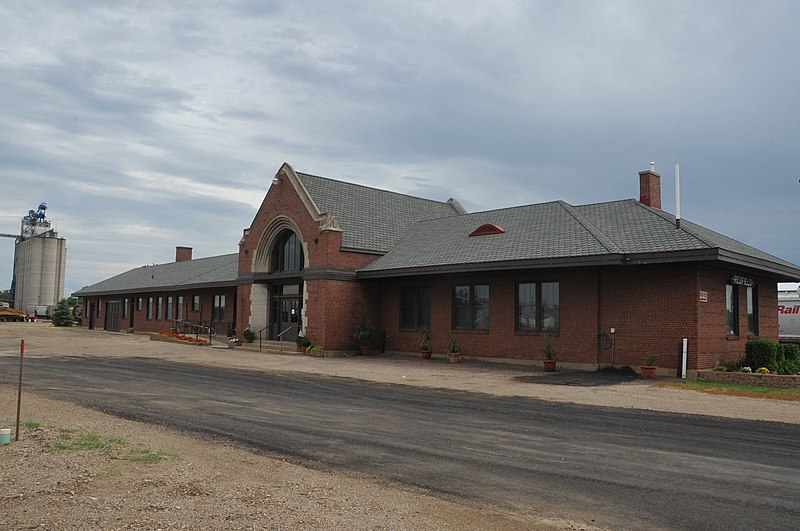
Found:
[230,339,302,354]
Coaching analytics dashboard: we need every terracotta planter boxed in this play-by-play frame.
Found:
[543,359,557,372]
[296,343,304,352]
[420,349,432,360]
[360,346,371,356]
[640,365,657,379]
[449,353,460,363]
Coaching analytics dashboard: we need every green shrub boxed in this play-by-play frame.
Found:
[779,343,800,362]
[743,339,778,373]
[50,298,75,327]
[294,335,311,346]
[776,358,800,375]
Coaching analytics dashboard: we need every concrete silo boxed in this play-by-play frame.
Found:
[12,203,67,317]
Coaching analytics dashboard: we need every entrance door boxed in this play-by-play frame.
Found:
[105,300,122,332]
[270,283,302,340]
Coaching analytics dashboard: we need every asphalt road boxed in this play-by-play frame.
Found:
[3,355,799,530]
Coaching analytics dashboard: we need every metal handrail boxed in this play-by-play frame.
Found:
[172,319,216,343]
[276,324,299,340]
[255,323,300,352]
[276,324,300,352]
[258,323,279,350]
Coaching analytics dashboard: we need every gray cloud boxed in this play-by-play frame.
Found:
[2,0,800,295]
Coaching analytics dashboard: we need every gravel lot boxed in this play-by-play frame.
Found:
[1,322,797,529]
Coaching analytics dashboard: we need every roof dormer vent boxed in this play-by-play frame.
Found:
[469,223,506,237]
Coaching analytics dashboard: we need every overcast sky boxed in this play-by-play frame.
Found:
[2,1,800,296]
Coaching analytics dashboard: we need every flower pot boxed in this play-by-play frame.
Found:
[543,359,557,372]
[360,346,371,356]
[640,365,657,379]
[420,349,432,360]
[449,353,460,363]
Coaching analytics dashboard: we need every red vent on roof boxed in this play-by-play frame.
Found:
[469,223,506,237]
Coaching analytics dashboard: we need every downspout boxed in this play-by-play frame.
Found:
[693,263,701,372]
[596,267,602,367]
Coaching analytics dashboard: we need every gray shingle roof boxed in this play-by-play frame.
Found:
[72,253,239,297]
[297,172,461,253]
[359,199,800,277]
[577,200,799,267]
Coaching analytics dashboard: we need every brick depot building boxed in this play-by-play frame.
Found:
[74,162,800,372]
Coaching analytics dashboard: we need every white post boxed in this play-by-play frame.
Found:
[681,338,688,379]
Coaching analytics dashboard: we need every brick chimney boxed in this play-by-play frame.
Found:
[175,246,193,262]
[638,167,661,210]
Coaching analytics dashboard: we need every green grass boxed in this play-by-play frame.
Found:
[39,426,173,463]
[22,420,41,429]
[52,430,126,451]
[127,445,172,463]
[657,379,800,400]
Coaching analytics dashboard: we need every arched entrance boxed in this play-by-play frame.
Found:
[271,282,302,340]
[264,228,304,340]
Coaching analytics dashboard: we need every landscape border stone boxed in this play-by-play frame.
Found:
[697,370,800,388]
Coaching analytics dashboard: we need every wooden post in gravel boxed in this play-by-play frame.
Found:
[15,339,24,442]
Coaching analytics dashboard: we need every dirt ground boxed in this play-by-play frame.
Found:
[1,322,797,529]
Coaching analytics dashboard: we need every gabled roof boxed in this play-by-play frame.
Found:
[72,253,238,297]
[296,171,462,253]
[359,199,800,279]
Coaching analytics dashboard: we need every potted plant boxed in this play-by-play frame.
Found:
[541,335,557,372]
[306,344,324,357]
[419,327,433,360]
[242,326,256,343]
[641,352,657,379]
[295,334,311,352]
[354,314,372,355]
[445,332,460,363]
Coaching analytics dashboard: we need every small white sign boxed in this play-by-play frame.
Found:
[699,291,708,302]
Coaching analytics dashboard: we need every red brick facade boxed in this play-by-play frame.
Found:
[375,263,779,370]
[236,165,378,349]
[83,286,236,335]
[228,164,785,369]
[77,163,792,370]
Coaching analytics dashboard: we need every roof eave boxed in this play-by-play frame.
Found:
[716,249,800,280]
[357,254,626,278]
[72,279,238,298]
[625,249,800,280]
[358,248,800,280]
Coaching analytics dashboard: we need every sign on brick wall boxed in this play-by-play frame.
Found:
[699,290,708,302]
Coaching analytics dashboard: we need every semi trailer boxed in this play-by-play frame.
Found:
[778,289,800,342]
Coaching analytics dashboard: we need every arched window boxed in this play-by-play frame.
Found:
[270,230,304,273]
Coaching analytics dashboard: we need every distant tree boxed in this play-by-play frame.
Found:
[51,298,75,327]
[0,289,12,303]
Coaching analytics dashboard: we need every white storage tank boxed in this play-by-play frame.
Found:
[12,204,67,315]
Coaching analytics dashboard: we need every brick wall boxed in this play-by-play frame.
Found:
[303,278,380,352]
[597,263,698,369]
[696,268,779,369]
[83,286,237,335]
[236,168,379,340]
[375,262,781,370]
[380,268,600,363]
